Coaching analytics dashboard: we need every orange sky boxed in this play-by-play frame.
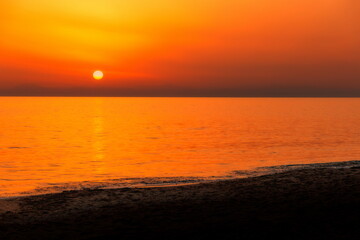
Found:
[0,0,359,96]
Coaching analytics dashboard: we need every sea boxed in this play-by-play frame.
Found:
[1,97,360,197]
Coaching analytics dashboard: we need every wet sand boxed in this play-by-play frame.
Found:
[1,167,359,240]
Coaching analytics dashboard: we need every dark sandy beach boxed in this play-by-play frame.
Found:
[1,167,359,240]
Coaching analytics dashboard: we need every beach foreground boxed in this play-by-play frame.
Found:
[1,167,359,240]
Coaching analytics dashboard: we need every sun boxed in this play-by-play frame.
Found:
[93,70,104,80]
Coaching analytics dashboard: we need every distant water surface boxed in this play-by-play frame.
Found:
[1,97,360,197]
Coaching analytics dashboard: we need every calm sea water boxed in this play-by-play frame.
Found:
[1,97,360,197]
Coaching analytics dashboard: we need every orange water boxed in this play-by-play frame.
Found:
[1,97,360,197]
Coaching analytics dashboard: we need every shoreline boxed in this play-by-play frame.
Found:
[1,160,359,200]
[1,165,359,239]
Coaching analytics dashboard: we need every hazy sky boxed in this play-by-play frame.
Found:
[0,0,359,96]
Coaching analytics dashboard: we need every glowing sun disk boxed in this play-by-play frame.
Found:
[93,70,103,80]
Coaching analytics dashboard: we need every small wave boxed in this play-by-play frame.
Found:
[233,160,360,177]
[7,146,29,149]
[16,176,221,197]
